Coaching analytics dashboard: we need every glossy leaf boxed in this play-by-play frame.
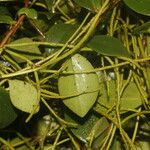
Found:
[123,0,150,16]
[18,8,38,19]
[96,81,142,114]
[6,37,42,62]
[58,54,99,117]
[0,87,17,129]
[9,80,39,113]
[88,35,130,57]
[74,0,101,12]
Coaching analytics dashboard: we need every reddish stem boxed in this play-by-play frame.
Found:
[0,0,29,49]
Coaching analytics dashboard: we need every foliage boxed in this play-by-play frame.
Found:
[0,0,150,149]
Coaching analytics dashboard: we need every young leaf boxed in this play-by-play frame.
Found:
[9,80,39,113]
[123,0,150,16]
[87,35,130,57]
[0,87,17,129]
[18,8,38,19]
[6,37,42,62]
[58,54,99,117]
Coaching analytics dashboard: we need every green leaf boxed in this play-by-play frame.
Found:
[44,0,53,11]
[65,110,102,142]
[0,14,14,24]
[30,12,54,33]
[123,0,150,16]
[18,8,38,19]
[45,23,78,43]
[0,6,12,16]
[6,37,42,62]
[110,137,123,150]
[88,35,130,57]
[96,81,142,114]
[9,80,39,113]
[74,0,101,12]
[45,23,78,54]
[0,87,17,129]
[58,54,99,117]
[133,21,150,34]
[0,7,14,24]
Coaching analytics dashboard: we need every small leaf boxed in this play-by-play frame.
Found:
[0,7,14,24]
[0,14,14,24]
[74,0,101,12]
[45,23,78,54]
[44,0,53,11]
[30,12,54,33]
[65,111,101,142]
[18,8,38,19]
[111,138,123,150]
[90,117,110,149]
[0,87,17,129]
[120,82,143,111]
[58,54,99,117]
[123,0,150,16]
[45,23,78,43]
[96,81,142,114]
[6,37,42,62]
[9,80,39,113]
[88,35,130,57]
[133,21,150,34]
[0,6,11,15]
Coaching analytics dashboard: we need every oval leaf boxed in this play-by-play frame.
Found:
[58,54,99,117]
[9,80,39,113]
[18,8,38,19]
[88,35,130,57]
[0,87,17,129]
[123,0,150,16]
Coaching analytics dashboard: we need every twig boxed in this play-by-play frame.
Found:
[0,0,29,49]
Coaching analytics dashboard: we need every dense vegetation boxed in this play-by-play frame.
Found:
[0,0,150,149]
